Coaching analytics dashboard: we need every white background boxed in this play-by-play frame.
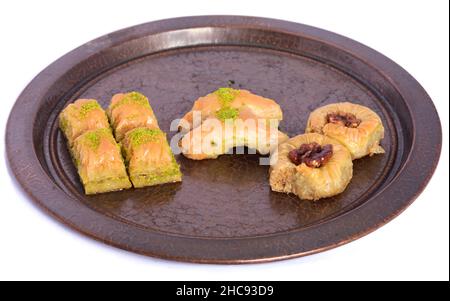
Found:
[0,0,448,281]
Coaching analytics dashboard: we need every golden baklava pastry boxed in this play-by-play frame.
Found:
[180,117,289,160]
[59,99,110,146]
[107,92,182,188]
[71,128,131,194]
[121,128,182,188]
[178,87,288,160]
[305,102,384,159]
[269,133,353,200]
[178,87,283,131]
[107,91,159,141]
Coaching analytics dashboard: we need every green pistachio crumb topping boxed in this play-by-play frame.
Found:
[110,91,150,111]
[216,107,239,121]
[83,131,101,149]
[78,101,101,117]
[128,128,163,147]
[213,87,240,120]
[80,128,112,150]
[214,87,239,106]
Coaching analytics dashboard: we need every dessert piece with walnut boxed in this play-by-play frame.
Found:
[306,102,384,159]
[269,133,353,201]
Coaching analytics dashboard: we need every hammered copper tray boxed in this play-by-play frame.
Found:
[6,16,441,263]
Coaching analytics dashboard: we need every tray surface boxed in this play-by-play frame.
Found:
[6,16,441,263]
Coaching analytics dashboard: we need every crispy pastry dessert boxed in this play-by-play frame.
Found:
[59,99,110,146]
[71,128,131,194]
[269,133,353,200]
[59,99,131,194]
[180,117,289,160]
[178,87,288,159]
[121,128,181,187]
[178,87,283,131]
[107,92,159,141]
[305,102,384,159]
[108,91,182,188]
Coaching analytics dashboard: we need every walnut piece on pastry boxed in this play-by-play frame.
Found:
[305,102,384,160]
[269,133,353,201]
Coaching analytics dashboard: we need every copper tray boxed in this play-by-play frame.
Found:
[6,16,441,263]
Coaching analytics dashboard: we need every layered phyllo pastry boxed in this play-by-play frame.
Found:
[71,128,131,194]
[107,92,159,141]
[178,88,288,159]
[269,133,353,200]
[305,102,384,159]
[121,128,182,187]
[59,99,131,194]
[59,99,110,146]
[108,91,182,188]
[178,88,283,131]
[180,118,289,160]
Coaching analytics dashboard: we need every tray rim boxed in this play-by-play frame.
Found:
[5,15,442,264]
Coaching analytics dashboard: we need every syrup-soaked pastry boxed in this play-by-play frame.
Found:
[178,87,283,131]
[269,133,353,201]
[59,99,131,194]
[107,91,182,188]
[59,99,110,146]
[71,128,131,194]
[107,91,159,141]
[305,102,384,159]
[180,117,289,160]
[178,87,288,160]
[121,128,182,188]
